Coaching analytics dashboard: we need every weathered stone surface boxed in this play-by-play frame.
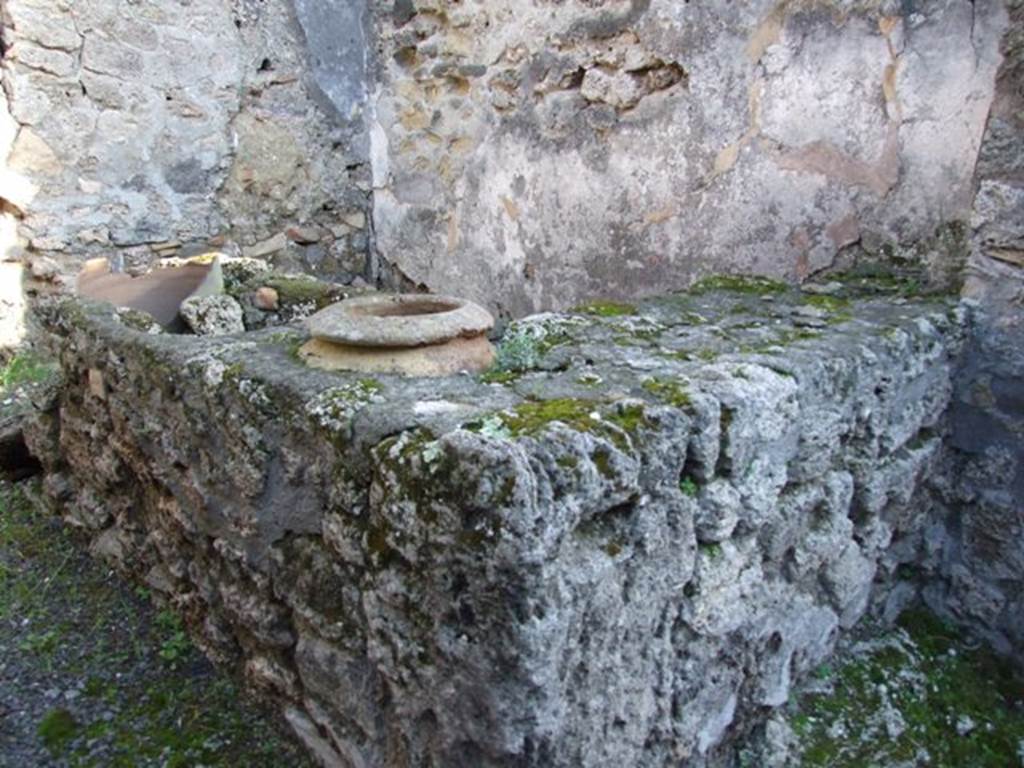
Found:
[940,0,1024,658]
[242,233,289,260]
[370,1,1007,314]
[25,282,971,767]
[0,0,371,278]
[1,0,1010,314]
[179,295,246,336]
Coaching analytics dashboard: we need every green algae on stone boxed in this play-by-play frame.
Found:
[480,369,522,385]
[591,448,615,478]
[262,275,341,309]
[698,542,722,558]
[775,328,822,344]
[262,329,304,350]
[556,455,580,469]
[641,378,692,408]
[679,476,699,497]
[802,294,851,312]
[572,299,638,317]
[612,335,640,347]
[602,540,623,558]
[612,325,664,347]
[501,398,602,437]
[742,328,822,355]
[464,398,648,455]
[692,275,788,295]
[305,379,384,433]
[604,403,649,434]
[1,351,56,393]
[221,362,246,381]
[112,307,164,333]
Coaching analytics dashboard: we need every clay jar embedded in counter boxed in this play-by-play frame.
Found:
[299,293,495,377]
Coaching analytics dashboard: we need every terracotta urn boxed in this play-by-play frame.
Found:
[76,255,223,330]
[299,293,495,377]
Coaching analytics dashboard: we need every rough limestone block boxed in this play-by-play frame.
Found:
[179,295,245,336]
[24,285,972,766]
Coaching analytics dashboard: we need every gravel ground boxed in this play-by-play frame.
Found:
[0,479,314,768]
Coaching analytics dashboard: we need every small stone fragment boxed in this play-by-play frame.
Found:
[179,294,245,336]
[801,281,844,296]
[793,316,828,328]
[287,226,322,244]
[243,233,288,259]
[29,257,60,281]
[792,305,828,328]
[30,236,68,252]
[87,369,106,400]
[220,256,271,290]
[956,715,977,736]
[695,479,741,542]
[340,211,366,230]
[151,240,182,253]
[792,305,828,319]
[253,286,280,311]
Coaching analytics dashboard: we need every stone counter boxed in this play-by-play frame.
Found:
[25,283,970,767]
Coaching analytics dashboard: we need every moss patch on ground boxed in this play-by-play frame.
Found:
[789,610,1024,767]
[0,481,313,767]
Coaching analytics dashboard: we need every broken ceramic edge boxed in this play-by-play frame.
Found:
[76,255,224,329]
[305,293,494,348]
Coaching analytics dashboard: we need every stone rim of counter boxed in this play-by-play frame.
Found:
[36,285,971,483]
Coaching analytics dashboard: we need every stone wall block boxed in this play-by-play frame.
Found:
[21,282,981,765]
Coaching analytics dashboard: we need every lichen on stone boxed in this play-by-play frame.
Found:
[484,314,584,379]
[305,378,384,431]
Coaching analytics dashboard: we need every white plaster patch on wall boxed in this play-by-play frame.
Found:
[371,0,1008,315]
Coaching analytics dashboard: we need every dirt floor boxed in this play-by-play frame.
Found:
[0,479,313,768]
